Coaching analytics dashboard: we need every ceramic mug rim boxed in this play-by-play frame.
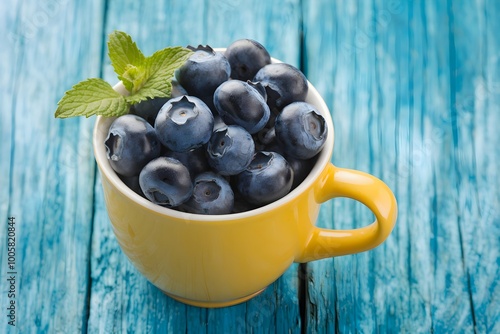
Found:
[93,57,335,222]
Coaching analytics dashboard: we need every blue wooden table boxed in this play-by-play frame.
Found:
[1,0,499,332]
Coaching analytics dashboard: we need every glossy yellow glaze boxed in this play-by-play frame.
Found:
[300,163,398,261]
[92,79,397,307]
[96,148,396,306]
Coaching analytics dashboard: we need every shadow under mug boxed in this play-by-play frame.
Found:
[93,64,397,308]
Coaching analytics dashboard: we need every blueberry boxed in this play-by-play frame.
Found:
[163,146,209,180]
[225,39,271,81]
[129,97,170,126]
[182,172,234,214]
[207,125,255,175]
[139,157,193,208]
[119,174,146,198]
[213,80,270,134]
[247,80,267,99]
[286,155,316,189]
[175,45,230,111]
[155,95,214,152]
[275,102,327,160]
[232,199,258,213]
[235,151,293,206]
[254,126,276,147]
[253,63,308,111]
[265,144,286,158]
[171,78,188,98]
[213,115,227,131]
[253,126,287,154]
[104,114,161,177]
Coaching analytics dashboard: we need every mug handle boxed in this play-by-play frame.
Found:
[298,163,398,262]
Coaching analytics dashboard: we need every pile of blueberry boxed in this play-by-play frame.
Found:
[104,39,328,214]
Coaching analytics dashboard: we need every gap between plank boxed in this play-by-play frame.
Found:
[298,263,308,334]
[84,0,110,332]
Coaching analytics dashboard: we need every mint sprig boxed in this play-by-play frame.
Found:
[108,31,146,93]
[55,31,192,119]
[125,46,190,104]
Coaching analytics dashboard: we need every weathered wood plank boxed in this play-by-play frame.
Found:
[88,0,302,333]
[404,2,474,331]
[450,1,500,332]
[0,0,105,332]
[302,1,408,331]
[302,0,496,332]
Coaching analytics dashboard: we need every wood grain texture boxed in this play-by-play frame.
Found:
[1,0,498,333]
[0,0,105,333]
[450,1,500,332]
[303,0,499,332]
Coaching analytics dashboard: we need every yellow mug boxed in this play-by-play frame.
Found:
[93,67,397,308]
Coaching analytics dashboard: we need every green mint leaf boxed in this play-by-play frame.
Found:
[55,31,192,119]
[108,31,146,92]
[55,78,128,118]
[121,64,147,92]
[125,46,192,104]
